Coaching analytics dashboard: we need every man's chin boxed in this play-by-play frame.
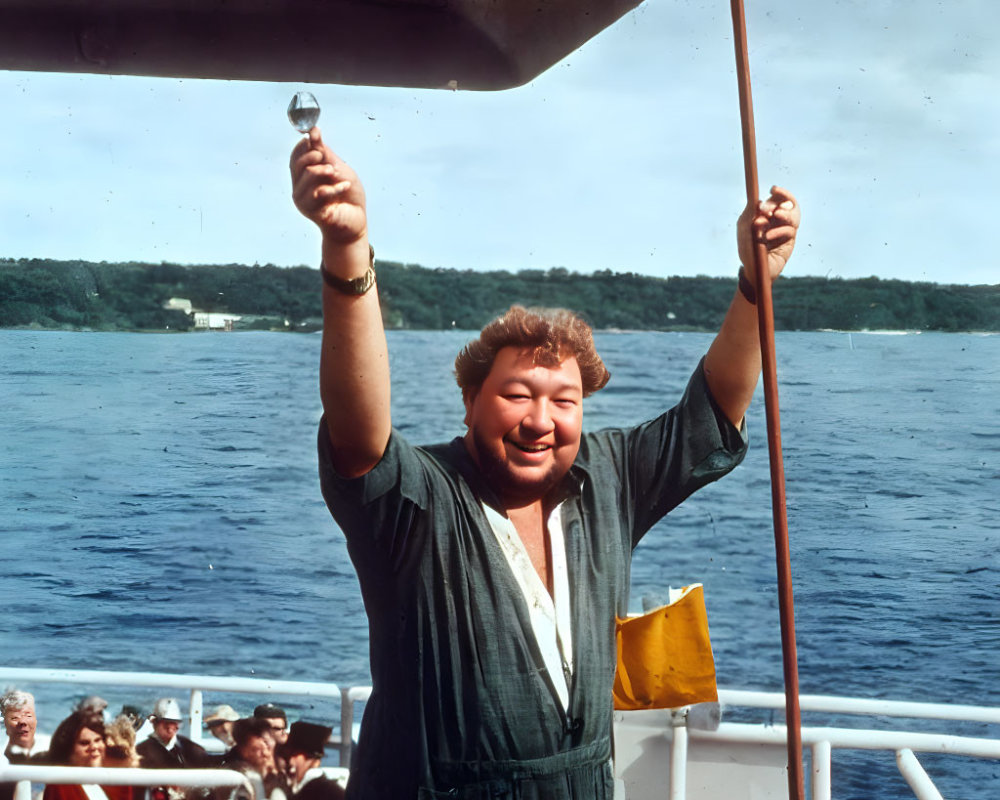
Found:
[470,433,569,504]
[487,462,564,505]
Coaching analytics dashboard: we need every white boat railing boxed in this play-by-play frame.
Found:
[0,765,248,789]
[615,690,1000,800]
[720,688,1000,800]
[4,668,998,798]
[718,689,1000,725]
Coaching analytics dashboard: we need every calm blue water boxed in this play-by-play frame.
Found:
[2,329,998,797]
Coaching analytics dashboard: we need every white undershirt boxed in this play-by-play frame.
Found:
[81,786,109,800]
[481,501,574,714]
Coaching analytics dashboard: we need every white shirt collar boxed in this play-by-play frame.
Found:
[5,736,48,757]
[152,733,178,750]
[292,766,326,794]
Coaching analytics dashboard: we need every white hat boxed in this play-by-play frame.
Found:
[152,698,183,722]
[204,704,240,726]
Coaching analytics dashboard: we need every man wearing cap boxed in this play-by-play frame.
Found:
[137,698,211,769]
[204,706,240,749]
[279,723,343,800]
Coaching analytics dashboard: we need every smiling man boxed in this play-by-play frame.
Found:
[291,129,799,800]
[460,330,593,506]
[2,691,49,763]
[2,691,50,800]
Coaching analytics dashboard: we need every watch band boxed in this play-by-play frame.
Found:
[737,265,757,305]
[320,244,376,296]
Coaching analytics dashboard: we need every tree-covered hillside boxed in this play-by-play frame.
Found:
[2,258,998,332]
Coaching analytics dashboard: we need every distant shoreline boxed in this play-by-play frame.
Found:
[3,258,999,333]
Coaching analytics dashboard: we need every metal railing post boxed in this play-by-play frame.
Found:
[811,740,831,800]
[896,749,945,800]
[669,713,689,800]
[340,687,355,768]
[189,689,204,742]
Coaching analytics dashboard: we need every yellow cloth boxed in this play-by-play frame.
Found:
[613,583,718,710]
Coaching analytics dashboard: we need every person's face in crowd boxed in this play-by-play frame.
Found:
[284,752,313,783]
[239,734,273,773]
[4,703,37,748]
[153,718,180,745]
[262,717,288,745]
[70,725,106,767]
[464,346,584,506]
[207,720,234,745]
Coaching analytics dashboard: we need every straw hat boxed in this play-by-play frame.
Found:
[204,704,240,727]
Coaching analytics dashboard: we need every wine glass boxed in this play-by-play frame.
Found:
[288,92,321,133]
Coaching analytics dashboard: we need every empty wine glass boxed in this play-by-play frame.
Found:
[288,92,321,133]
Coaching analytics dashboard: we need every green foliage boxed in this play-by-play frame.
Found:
[1,258,998,332]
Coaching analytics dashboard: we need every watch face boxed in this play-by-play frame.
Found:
[352,268,376,294]
[321,264,375,295]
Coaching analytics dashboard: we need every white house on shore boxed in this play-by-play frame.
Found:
[164,297,192,314]
[164,297,241,331]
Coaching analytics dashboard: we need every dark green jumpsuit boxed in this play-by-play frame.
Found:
[319,363,746,799]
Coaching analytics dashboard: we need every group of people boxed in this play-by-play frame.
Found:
[1,691,344,800]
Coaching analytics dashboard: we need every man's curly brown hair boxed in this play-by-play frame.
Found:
[455,306,610,397]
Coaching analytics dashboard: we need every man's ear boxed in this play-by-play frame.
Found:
[461,386,479,428]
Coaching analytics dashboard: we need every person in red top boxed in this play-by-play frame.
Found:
[43,712,134,800]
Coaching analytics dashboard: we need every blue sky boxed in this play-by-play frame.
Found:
[1,0,998,285]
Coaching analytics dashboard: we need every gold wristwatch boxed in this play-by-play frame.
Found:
[320,244,376,295]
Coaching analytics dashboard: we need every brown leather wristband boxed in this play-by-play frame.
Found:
[737,265,757,305]
[320,244,376,296]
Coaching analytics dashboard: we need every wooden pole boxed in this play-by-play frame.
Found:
[728,2,805,799]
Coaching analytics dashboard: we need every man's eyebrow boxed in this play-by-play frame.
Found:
[498,377,582,394]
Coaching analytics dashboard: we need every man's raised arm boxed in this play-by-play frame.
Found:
[291,127,390,478]
[704,186,800,427]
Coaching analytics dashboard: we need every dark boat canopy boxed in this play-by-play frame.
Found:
[0,0,643,90]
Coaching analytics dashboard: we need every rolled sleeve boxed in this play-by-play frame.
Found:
[580,359,748,547]
[633,360,747,538]
[317,419,433,571]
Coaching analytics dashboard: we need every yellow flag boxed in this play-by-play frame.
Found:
[613,583,718,710]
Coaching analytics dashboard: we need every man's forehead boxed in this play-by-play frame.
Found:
[493,346,582,380]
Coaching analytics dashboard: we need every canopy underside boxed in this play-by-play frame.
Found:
[0,0,644,89]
